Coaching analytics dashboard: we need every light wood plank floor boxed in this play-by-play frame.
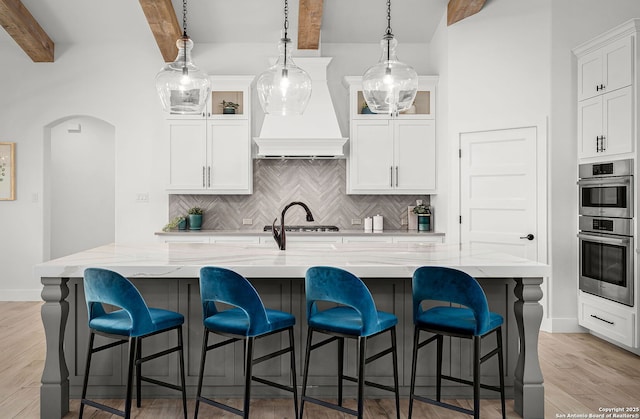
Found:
[1,301,639,418]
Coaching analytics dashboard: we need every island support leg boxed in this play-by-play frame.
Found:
[41,277,70,419]
[513,277,544,419]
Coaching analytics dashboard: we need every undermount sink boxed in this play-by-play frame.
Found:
[263,225,340,233]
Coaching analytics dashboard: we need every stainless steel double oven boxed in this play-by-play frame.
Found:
[578,159,634,306]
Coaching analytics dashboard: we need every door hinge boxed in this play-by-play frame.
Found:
[459,148,462,158]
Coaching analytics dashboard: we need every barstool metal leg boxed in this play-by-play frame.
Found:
[356,336,367,419]
[124,337,137,419]
[497,327,506,419]
[194,328,210,419]
[390,327,400,419]
[337,336,344,407]
[436,334,443,401]
[288,327,299,419]
[177,327,187,419]
[473,335,481,419]
[243,337,255,418]
[79,332,96,419]
[300,328,313,419]
[408,326,420,419]
[136,336,142,408]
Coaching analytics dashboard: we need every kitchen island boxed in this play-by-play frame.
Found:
[36,241,549,419]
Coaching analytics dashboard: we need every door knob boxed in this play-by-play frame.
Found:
[520,234,534,241]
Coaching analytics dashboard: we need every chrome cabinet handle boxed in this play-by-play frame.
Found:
[395,166,398,187]
[207,166,211,188]
[202,166,206,187]
[390,166,393,187]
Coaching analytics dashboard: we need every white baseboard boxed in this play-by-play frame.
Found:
[0,289,42,301]
[542,316,585,333]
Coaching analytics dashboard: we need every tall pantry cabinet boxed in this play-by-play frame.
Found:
[573,19,640,352]
[575,27,634,160]
[165,76,253,194]
[343,76,438,194]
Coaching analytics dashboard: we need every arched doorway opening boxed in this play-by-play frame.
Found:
[43,116,115,260]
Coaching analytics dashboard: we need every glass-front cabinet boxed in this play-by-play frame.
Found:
[165,76,253,194]
[344,76,438,195]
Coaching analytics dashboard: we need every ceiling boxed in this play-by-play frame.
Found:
[0,0,452,58]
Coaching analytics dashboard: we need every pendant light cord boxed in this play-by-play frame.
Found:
[385,0,392,62]
[182,0,188,74]
[283,0,290,68]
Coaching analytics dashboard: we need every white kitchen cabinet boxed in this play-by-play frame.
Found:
[348,119,436,193]
[577,36,633,101]
[574,22,637,160]
[578,86,633,158]
[166,76,253,194]
[579,291,636,348]
[344,76,438,194]
[258,235,342,248]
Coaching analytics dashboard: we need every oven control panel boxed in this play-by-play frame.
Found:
[579,216,633,236]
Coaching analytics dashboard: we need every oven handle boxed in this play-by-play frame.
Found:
[577,176,631,187]
[578,232,631,246]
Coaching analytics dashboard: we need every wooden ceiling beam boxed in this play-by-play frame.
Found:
[447,0,486,26]
[298,0,323,50]
[0,0,54,62]
[139,0,182,62]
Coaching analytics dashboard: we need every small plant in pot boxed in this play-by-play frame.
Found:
[361,102,374,114]
[187,207,204,230]
[412,202,431,232]
[221,100,239,114]
[162,216,186,232]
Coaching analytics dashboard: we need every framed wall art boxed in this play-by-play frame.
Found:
[0,142,16,200]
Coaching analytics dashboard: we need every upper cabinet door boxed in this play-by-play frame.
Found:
[394,120,436,191]
[208,120,251,193]
[167,120,208,190]
[577,50,603,101]
[578,36,633,101]
[602,36,634,94]
[348,120,394,192]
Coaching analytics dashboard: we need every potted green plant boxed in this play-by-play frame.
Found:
[162,216,186,232]
[221,100,239,114]
[412,202,431,232]
[187,207,203,230]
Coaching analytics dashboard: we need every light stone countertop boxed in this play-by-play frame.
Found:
[155,229,446,237]
[35,241,548,279]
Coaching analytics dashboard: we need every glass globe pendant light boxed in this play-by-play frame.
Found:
[155,0,211,114]
[256,0,312,115]
[362,0,418,115]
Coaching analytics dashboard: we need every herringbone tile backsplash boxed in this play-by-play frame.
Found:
[168,159,430,231]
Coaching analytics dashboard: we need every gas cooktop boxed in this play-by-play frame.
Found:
[263,225,340,232]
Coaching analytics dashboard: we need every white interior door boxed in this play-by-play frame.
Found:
[460,127,538,261]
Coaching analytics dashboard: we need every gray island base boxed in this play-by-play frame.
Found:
[36,242,549,419]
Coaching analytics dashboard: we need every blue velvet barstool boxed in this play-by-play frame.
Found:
[301,266,400,419]
[79,268,187,419]
[195,266,298,419]
[409,266,506,419]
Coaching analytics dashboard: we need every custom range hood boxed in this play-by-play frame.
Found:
[254,57,348,158]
